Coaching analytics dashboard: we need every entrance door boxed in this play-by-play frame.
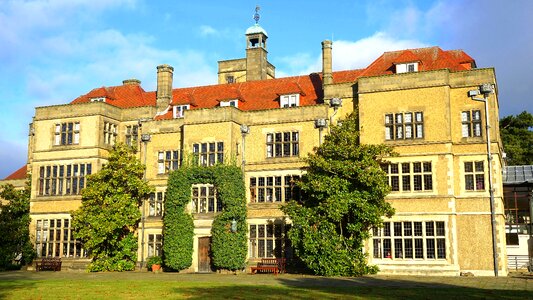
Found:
[198,236,212,272]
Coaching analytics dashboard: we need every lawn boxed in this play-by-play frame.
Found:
[0,271,531,299]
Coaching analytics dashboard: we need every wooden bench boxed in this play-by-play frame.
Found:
[250,258,286,275]
[35,257,62,271]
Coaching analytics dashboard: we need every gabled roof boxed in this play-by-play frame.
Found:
[71,84,154,108]
[360,46,475,77]
[4,165,27,180]
[68,46,477,119]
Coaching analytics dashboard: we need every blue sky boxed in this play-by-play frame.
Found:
[1,0,532,178]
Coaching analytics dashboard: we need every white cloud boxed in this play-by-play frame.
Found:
[200,25,218,37]
[277,32,428,76]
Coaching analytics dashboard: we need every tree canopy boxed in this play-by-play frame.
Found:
[500,111,533,165]
[0,179,35,270]
[282,112,394,276]
[71,143,153,271]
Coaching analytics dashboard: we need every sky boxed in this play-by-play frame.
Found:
[0,0,532,179]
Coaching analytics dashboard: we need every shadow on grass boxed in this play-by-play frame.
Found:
[171,276,532,300]
[276,276,531,300]
[0,272,37,300]
[170,285,531,300]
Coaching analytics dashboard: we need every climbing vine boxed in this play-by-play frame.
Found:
[164,164,247,271]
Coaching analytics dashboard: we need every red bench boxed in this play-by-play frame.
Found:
[250,258,286,275]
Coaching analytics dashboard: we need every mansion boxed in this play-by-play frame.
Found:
[2,19,506,276]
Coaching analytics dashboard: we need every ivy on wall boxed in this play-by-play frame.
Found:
[164,164,247,271]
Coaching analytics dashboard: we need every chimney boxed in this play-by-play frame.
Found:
[322,40,333,86]
[156,64,174,111]
[122,78,141,85]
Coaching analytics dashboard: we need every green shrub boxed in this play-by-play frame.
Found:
[146,256,163,269]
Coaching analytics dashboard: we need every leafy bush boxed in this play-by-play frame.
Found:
[146,256,163,269]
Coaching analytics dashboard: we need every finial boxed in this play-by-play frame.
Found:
[253,5,260,24]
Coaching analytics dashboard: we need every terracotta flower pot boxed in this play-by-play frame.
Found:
[151,264,161,272]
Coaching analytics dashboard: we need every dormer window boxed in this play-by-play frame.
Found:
[280,94,299,108]
[396,62,418,74]
[173,104,190,118]
[90,97,105,102]
[220,100,238,108]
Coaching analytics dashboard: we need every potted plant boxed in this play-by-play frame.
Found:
[146,256,163,272]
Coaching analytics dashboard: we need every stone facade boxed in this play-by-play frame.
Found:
[17,21,507,276]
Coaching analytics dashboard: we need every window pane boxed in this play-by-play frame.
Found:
[384,223,391,236]
[475,174,485,190]
[394,239,403,258]
[464,162,473,173]
[405,239,413,259]
[465,175,474,190]
[426,239,435,259]
[394,222,402,236]
[426,222,435,236]
[404,113,412,123]
[461,111,470,122]
[436,222,445,236]
[404,222,412,236]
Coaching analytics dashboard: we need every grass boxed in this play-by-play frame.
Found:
[0,271,531,299]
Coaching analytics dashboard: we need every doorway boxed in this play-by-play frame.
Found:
[198,236,213,272]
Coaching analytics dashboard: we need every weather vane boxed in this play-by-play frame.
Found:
[253,5,260,24]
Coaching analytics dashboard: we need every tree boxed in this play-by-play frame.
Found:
[0,178,35,270]
[500,111,533,165]
[72,144,153,271]
[282,112,394,276]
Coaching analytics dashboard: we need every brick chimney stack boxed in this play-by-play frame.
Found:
[156,64,174,112]
[322,40,333,86]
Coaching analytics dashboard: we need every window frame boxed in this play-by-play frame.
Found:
[103,121,117,146]
[147,233,163,258]
[35,218,87,258]
[266,131,299,158]
[220,99,238,108]
[38,163,92,196]
[173,104,190,118]
[464,161,485,191]
[157,150,180,174]
[385,112,424,141]
[191,184,221,214]
[382,161,433,192]
[461,110,482,138]
[279,94,300,108]
[54,122,80,146]
[248,222,292,259]
[125,125,139,147]
[249,174,301,203]
[192,142,224,166]
[372,221,446,260]
[149,191,165,217]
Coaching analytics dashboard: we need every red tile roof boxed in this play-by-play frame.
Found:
[69,46,476,120]
[359,46,475,77]
[71,84,154,108]
[393,50,420,64]
[4,165,27,180]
